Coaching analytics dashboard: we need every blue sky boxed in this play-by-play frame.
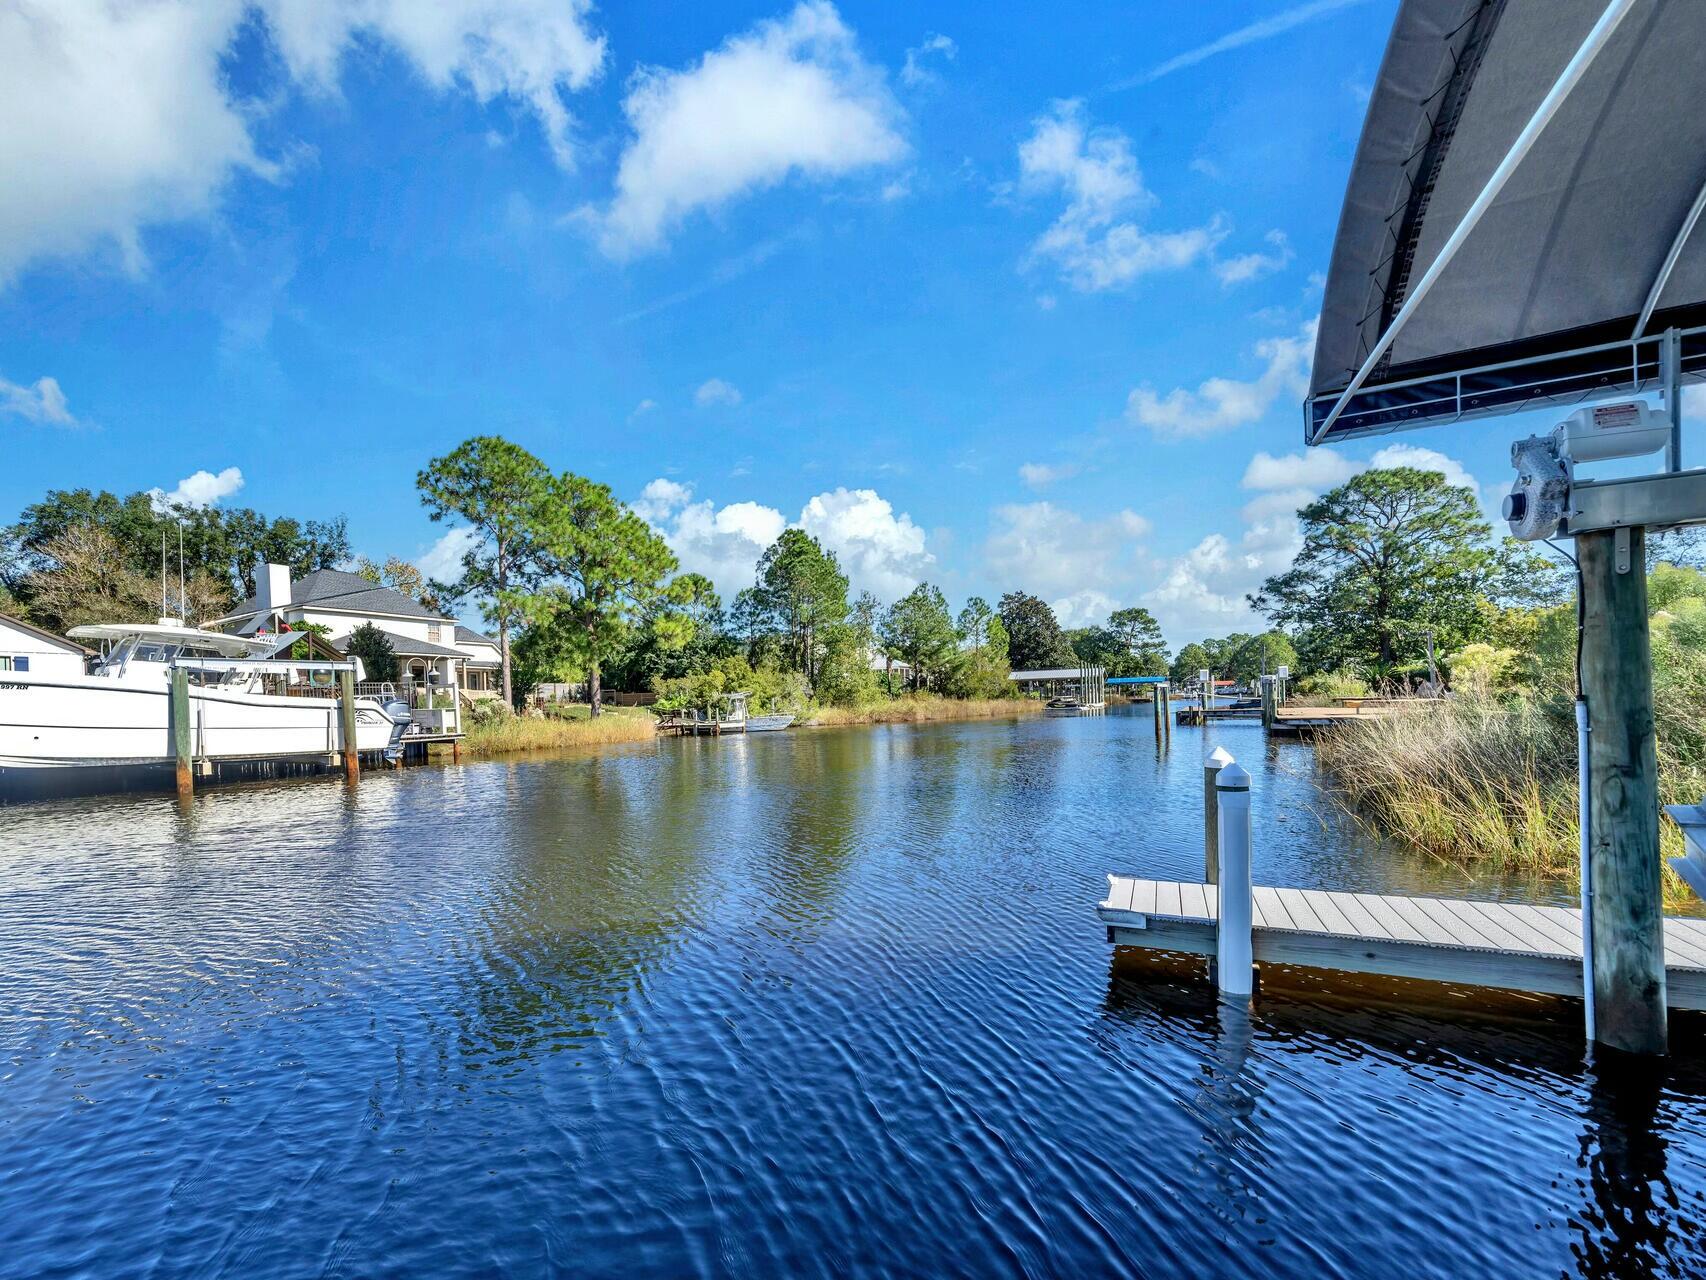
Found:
[0,0,1555,644]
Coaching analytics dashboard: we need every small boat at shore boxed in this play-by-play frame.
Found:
[747,714,795,732]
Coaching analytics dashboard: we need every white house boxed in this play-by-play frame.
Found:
[209,563,502,709]
[0,614,90,679]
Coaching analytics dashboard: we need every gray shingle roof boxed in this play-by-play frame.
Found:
[455,625,497,647]
[218,569,451,624]
[331,627,468,659]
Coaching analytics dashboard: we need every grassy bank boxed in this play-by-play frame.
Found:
[802,696,1042,727]
[462,705,657,756]
[1314,695,1696,909]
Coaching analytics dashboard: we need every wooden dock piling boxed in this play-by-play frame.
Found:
[1579,527,1667,1054]
[338,668,360,784]
[170,667,193,798]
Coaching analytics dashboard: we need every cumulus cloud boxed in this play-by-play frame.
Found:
[0,373,76,425]
[694,377,743,408]
[1214,229,1293,286]
[900,32,956,87]
[1018,100,1225,293]
[589,2,905,257]
[798,487,933,599]
[1126,318,1316,438]
[0,0,605,284]
[1143,439,1486,641]
[259,0,605,168]
[634,477,932,602]
[983,501,1150,625]
[149,466,245,512]
[418,525,483,584]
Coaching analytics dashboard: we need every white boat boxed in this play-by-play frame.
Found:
[0,621,410,782]
[746,714,795,732]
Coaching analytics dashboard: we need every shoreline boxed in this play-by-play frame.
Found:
[458,697,1047,757]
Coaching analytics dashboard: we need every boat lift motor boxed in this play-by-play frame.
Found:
[1503,401,1681,542]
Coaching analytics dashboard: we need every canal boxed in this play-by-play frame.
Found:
[2,708,1703,1277]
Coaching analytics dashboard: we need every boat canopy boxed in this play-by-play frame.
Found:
[66,623,258,655]
[1308,0,1706,444]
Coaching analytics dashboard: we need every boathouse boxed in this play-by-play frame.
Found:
[0,613,91,680]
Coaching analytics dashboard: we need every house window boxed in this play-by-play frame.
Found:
[427,623,442,643]
[0,657,10,672]
[12,657,26,672]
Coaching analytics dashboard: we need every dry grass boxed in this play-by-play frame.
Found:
[1315,695,1696,909]
[803,697,1042,727]
[463,707,656,755]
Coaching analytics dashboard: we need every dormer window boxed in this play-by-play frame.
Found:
[427,623,442,643]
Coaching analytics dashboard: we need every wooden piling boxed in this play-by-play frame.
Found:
[1152,682,1165,739]
[1579,526,1667,1055]
[1260,676,1276,729]
[171,667,193,798]
[339,668,360,784]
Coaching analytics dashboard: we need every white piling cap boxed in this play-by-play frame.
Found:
[1216,761,1252,790]
[1205,745,1235,768]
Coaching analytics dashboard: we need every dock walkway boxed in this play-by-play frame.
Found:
[1100,876,1706,1008]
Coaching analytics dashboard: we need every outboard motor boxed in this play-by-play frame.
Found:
[382,697,412,763]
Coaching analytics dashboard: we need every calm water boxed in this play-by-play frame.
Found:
[3,709,1704,1278]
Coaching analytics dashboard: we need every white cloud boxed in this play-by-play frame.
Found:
[635,477,933,602]
[694,377,743,408]
[636,478,787,598]
[1018,461,1078,489]
[259,0,606,169]
[149,466,245,512]
[799,487,933,599]
[1018,100,1225,292]
[418,525,482,583]
[983,501,1150,624]
[590,1,905,257]
[632,477,695,523]
[1241,447,1359,492]
[1126,319,1315,438]
[630,397,658,418]
[1214,229,1293,286]
[1143,438,1486,643]
[0,0,605,285]
[0,373,76,425]
[900,32,956,87]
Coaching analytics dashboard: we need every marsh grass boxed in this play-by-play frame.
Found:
[1315,695,1698,910]
[463,706,657,755]
[803,697,1042,727]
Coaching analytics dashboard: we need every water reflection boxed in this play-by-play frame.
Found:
[1,709,1704,1278]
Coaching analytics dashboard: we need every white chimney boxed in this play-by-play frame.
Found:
[256,561,293,620]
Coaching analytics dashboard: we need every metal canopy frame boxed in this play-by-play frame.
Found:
[1305,319,1706,443]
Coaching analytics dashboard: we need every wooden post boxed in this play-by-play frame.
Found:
[1152,682,1165,739]
[1215,761,1254,996]
[171,667,193,798]
[1162,683,1171,741]
[1260,676,1275,729]
[339,668,360,784]
[1579,527,1666,1055]
[1204,745,1233,884]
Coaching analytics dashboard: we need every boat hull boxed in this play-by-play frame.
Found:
[0,673,404,771]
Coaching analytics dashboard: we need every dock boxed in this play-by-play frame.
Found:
[1100,876,1706,1010]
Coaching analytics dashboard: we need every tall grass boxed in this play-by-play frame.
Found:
[803,696,1041,727]
[463,707,656,755]
[1315,695,1696,909]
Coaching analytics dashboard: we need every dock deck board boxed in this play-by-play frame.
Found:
[1099,876,1706,1009]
